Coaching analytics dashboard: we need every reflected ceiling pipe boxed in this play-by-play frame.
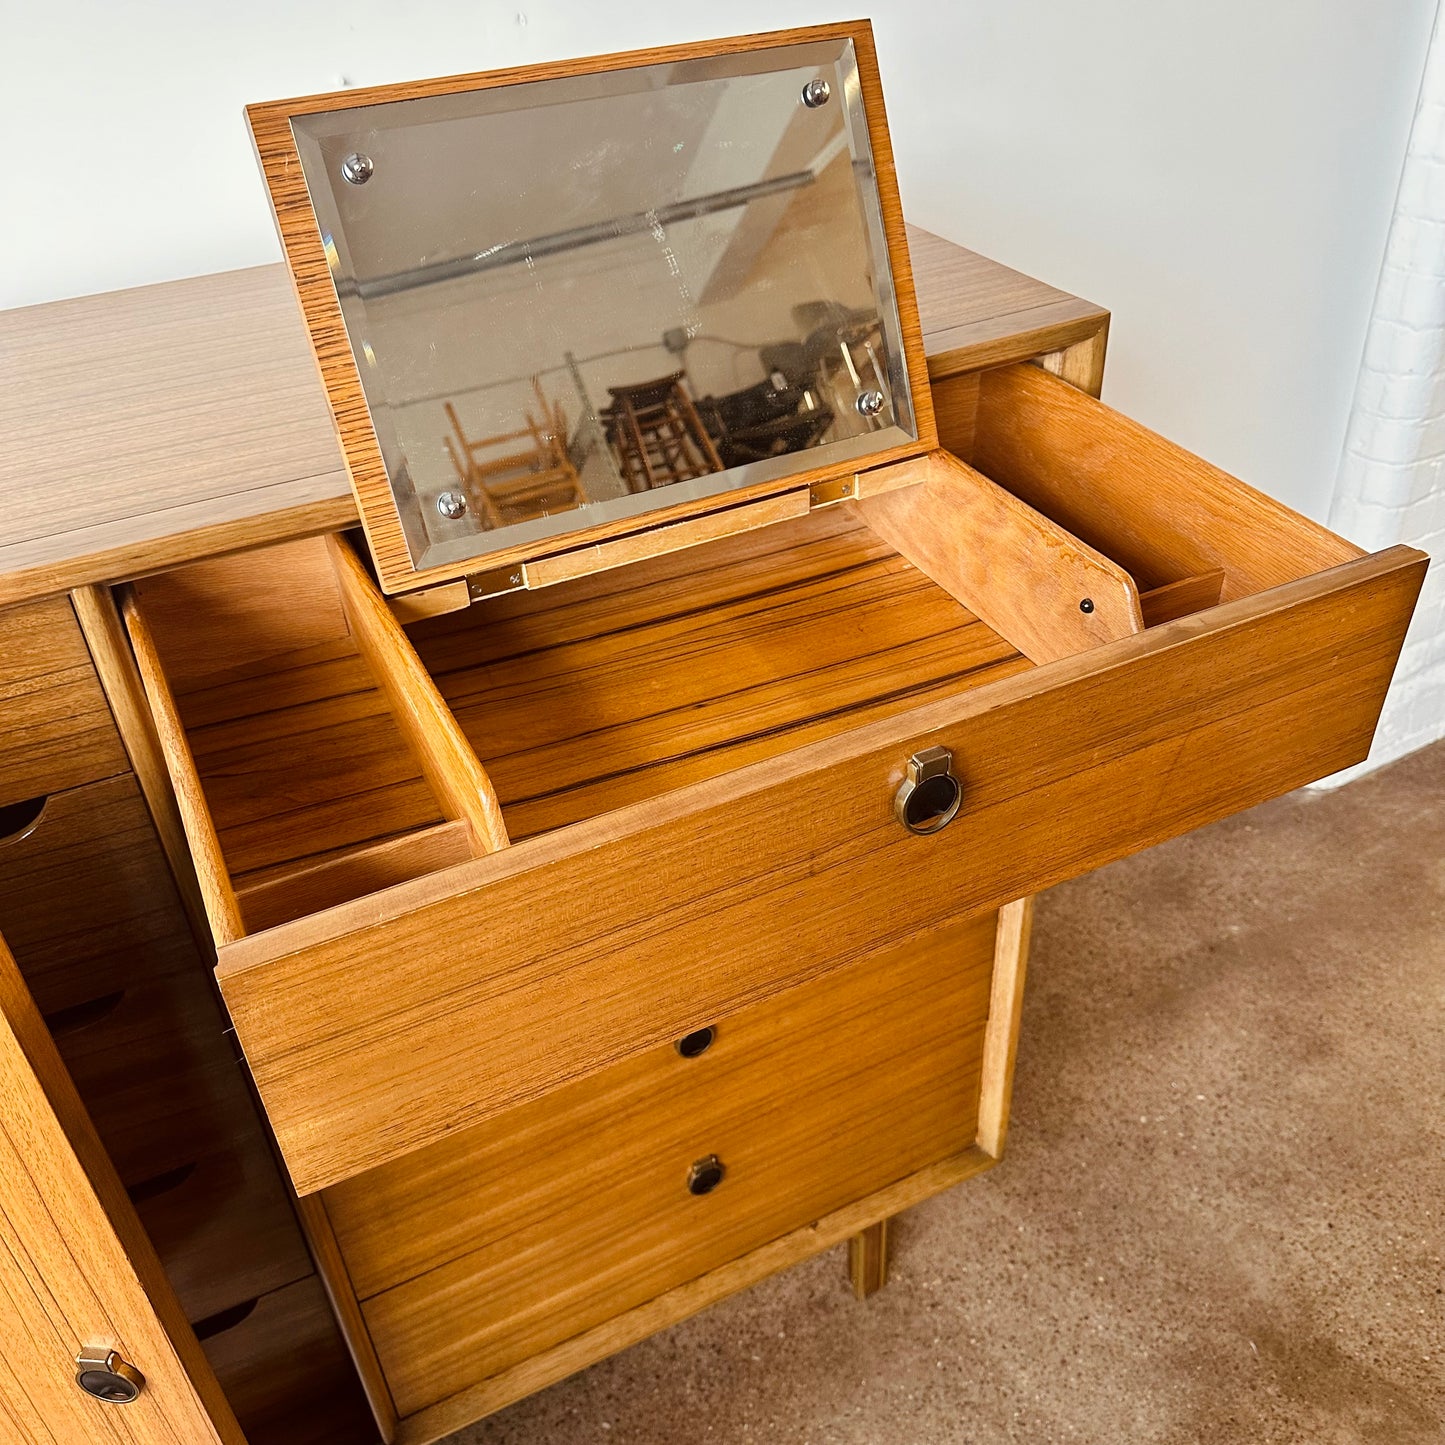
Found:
[345,171,819,301]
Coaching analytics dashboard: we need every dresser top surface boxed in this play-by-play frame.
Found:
[0,225,1105,606]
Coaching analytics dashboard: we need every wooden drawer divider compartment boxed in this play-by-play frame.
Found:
[114,361,1425,1442]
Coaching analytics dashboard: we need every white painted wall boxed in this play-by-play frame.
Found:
[2,3,1439,749]
[4,1,1433,517]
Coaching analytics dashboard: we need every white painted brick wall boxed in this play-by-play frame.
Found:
[1323,3,1445,784]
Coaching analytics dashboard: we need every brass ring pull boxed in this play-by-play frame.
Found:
[75,1348,144,1404]
[687,1155,725,1196]
[894,746,962,835]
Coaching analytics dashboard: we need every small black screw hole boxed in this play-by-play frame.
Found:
[675,1026,716,1059]
[1079,598,1095,613]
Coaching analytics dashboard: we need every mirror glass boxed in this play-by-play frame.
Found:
[292,37,917,571]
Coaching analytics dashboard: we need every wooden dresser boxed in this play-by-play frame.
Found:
[0,214,1422,1445]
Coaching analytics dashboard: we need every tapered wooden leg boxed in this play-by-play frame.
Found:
[976,897,1035,1160]
[848,1218,890,1299]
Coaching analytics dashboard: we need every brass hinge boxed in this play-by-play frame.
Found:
[465,565,528,602]
[808,474,860,508]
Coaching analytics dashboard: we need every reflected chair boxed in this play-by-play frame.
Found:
[443,384,587,528]
[600,373,724,492]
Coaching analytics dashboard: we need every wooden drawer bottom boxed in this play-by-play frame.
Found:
[325,912,998,1421]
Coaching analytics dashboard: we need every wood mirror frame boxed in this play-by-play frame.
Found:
[247,20,936,595]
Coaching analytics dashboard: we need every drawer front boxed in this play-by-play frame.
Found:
[0,596,126,809]
[325,915,996,1417]
[217,541,1423,1196]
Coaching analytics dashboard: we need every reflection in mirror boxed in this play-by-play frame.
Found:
[292,37,916,571]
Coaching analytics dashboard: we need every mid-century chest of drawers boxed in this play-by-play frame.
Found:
[0,21,1425,1445]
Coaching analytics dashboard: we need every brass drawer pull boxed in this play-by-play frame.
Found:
[687,1154,725,1196]
[674,1026,716,1059]
[894,746,962,835]
[75,1348,144,1404]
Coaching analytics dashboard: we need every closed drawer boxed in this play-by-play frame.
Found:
[200,1275,379,1445]
[324,913,996,1419]
[121,363,1425,1196]
[38,963,316,1322]
[0,773,199,1013]
[0,595,126,809]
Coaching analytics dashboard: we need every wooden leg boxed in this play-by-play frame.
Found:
[848,1217,890,1299]
[976,897,1035,1159]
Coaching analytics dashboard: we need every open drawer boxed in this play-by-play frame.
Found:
[121,363,1424,1200]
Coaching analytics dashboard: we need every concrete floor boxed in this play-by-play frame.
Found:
[449,740,1444,1445]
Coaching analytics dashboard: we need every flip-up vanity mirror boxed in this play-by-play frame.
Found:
[251,27,934,594]
[81,19,1421,1444]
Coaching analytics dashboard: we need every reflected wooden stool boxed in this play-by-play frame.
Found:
[602,373,724,491]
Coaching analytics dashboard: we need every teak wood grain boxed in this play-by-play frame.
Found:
[327,535,508,855]
[856,448,1144,664]
[70,584,215,946]
[0,932,244,1444]
[972,364,1363,597]
[977,896,1035,1158]
[121,587,246,946]
[906,226,1109,384]
[325,916,995,1417]
[412,507,1030,840]
[127,509,1029,898]
[291,1192,399,1442]
[215,545,1424,1194]
[0,596,127,809]
[236,819,474,935]
[127,542,447,881]
[399,1147,997,1443]
[0,231,1101,608]
[848,1220,889,1300]
[247,21,937,595]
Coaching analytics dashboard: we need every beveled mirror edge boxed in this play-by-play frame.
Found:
[246,18,937,596]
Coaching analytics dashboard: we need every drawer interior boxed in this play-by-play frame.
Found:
[408,505,1031,838]
[127,510,1036,937]
[122,361,1368,947]
[956,363,1363,603]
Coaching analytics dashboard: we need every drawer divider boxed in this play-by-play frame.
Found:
[327,534,509,858]
[854,446,1144,664]
[120,585,246,946]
